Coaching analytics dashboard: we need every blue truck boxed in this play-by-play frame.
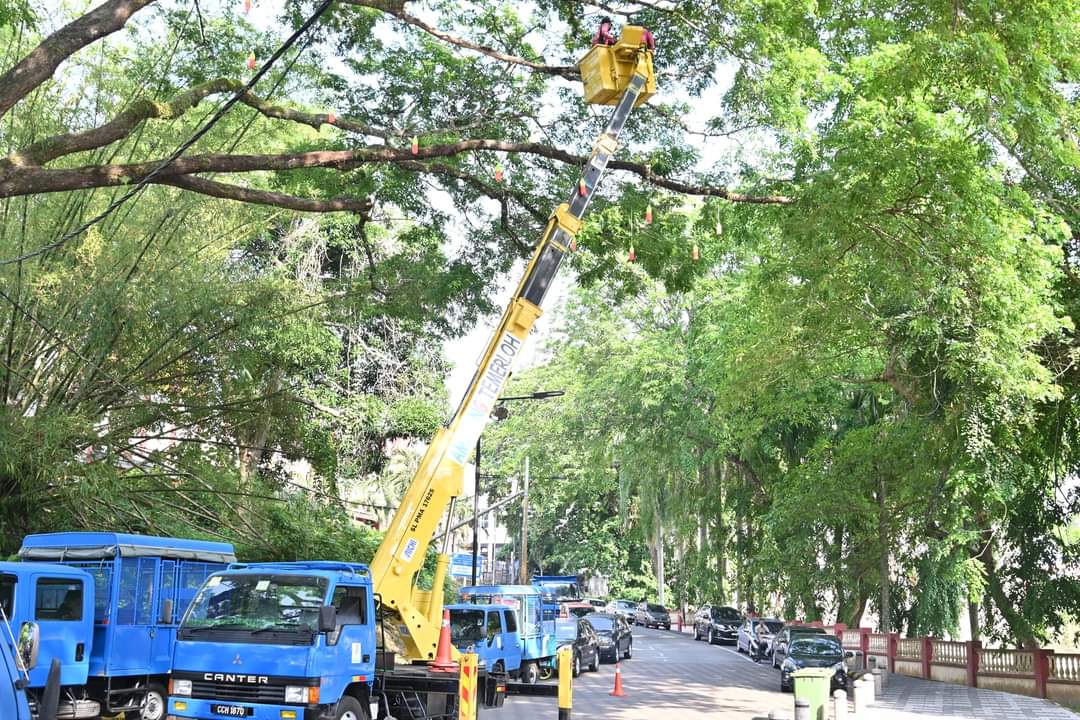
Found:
[167,561,505,720]
[1,579,65,720]
[4,531,234,719]
[445,604,521,677]
[457,585,558,683]
[530,576,580,622]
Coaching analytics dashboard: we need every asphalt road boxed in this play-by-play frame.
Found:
[499,625,789,719]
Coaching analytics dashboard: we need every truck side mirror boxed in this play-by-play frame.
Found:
[318,606,337,633]
[17,622,40,672]
[160,599,174,625]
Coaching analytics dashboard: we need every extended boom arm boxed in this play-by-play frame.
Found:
[370,36,655,663]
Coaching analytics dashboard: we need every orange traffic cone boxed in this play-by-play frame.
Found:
[429,609,457,673]
[610,662,625,697]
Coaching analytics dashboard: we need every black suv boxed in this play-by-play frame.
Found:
[693,605,743,644]
[771,625,827,668]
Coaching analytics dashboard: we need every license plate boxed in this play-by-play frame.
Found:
[211,705,253,717]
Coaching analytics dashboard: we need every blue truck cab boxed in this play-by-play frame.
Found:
[14,531,235,718]
[445,604,521,676]
[458,585,557,684]
[168,561,378,720]
[0,565,78,720]
[0,615,34,720]
[530,576,580,622]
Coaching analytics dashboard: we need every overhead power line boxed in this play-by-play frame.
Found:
[0,0,336,268]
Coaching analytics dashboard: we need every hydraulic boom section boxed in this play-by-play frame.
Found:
[370,27,657,664]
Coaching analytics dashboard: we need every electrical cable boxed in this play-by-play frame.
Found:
[0,0,336,268]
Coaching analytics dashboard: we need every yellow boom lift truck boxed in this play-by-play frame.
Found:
[368,24,656,713]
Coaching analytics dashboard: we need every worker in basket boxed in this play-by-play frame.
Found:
[592,16,616,46]
[592,16,657,50]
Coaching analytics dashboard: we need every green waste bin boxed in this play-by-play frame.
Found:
[791,667,833,720]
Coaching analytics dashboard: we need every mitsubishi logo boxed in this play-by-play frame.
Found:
[232,653,242,665]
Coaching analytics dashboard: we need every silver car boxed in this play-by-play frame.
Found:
[605,599,636,621]
[736,618,784,656]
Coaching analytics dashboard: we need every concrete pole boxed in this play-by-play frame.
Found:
[871,668,883,697]
[833,689,848,720]
[853,676,872,715]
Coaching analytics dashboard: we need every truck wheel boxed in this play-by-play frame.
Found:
[124,683,165,720]
[521,661,539,684]
[332,696,370,720]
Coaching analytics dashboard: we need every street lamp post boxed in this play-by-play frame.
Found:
[472,389,564,586]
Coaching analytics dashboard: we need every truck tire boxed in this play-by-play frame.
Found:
[520,661,539,685]
[137,683,166,720]
[332,696,370,720]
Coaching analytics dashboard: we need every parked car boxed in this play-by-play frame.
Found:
[693,605,743,644]
[560,601,596,618]
[736,617,784,655]
[771,625,828,668]
[585,612,632,662]
[634,602,671,629]
[779,635,849,693]
[555,617,600,677]
[606,599,637,621]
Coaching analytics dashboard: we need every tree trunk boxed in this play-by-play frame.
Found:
[877,475,891,633]
[656,514,666,606]
[976,527,1037,647]
[239,369,283,484]
[967,599,980,642]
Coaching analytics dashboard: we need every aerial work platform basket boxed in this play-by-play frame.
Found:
[578,26,657,107]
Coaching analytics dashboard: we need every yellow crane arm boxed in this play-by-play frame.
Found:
[370,29,656,663]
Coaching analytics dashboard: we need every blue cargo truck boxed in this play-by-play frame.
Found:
[530,576,580,622]
[4,532,235,719]
[167,561,505,720]
[445,604,521,677]
[457,585,558,684]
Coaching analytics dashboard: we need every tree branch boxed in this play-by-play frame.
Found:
[0,0,159,119]
[2,77,390,170]
[341,0,580,79]
[159,176,372,213]
[0,139,794,205]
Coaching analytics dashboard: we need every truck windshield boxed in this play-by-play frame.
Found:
[538,584,577,601]
[183,574,327,637]
[449,610,485,644]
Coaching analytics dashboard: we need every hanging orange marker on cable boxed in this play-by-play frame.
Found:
[246,53,257,71]
[645,204,653,224]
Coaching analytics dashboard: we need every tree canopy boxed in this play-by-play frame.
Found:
[1,0,1077,647]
